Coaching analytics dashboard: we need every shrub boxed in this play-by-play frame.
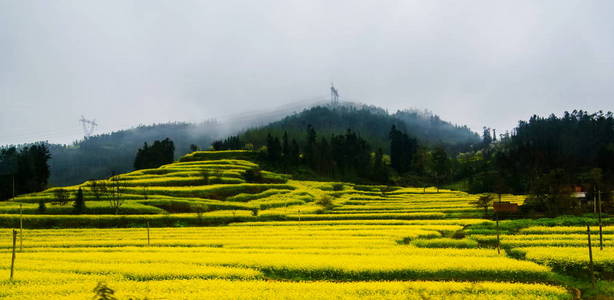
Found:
[451,230,466,239]
[316,195,335,210]
[332,183,344,191]
[52,188,70,206]
[244,168,263,183]
[37,200,46,213]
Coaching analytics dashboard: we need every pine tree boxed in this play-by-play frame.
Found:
[372,148,388,182]
[266,134,282,161]
[37,200,46,213]
[73,187,86,214]
[290,139,300,165]
[133,138,175,170]
[430,146,450,192]
[304,125,317,166]
[389,125,417,174]
[482,127,492,147]
[282,131,290,159]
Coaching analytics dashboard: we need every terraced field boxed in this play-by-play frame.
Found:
[0,150,612,298]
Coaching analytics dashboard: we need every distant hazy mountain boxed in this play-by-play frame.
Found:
[392,109,480,146]
[47,122,222,186]
[3,101,479,187]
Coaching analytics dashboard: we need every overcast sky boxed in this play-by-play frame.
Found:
[1,1,613,145]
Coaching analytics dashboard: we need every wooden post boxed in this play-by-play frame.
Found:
[298,209,301,222]
[10,229,17,280]
[19,204,23,252]
[587,225,596,288]
[495,212,501,254]
[593,187,597,214]
[146,222,150,246]
[598,190,603,250]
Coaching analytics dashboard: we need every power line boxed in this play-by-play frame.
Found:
[79,116,98,138]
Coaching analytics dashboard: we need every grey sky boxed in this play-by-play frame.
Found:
[1,0,613,145]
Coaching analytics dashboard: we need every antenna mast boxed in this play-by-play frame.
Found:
[330,83,339,105]
[79,115,98,138]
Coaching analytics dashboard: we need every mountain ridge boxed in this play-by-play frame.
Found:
[2,101,479,186]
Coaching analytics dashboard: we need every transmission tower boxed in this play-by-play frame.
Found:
[79,116,98,138]
[330,83,339,105]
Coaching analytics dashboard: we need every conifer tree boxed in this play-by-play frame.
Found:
[73,187,86,214]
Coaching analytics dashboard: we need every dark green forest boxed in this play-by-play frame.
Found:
[2,103,613,216]
[0,143,50,201]
[232,110,614,215]
[44,122,219,185]
[460,111,614,215]
[1,104,478,188]
[240,104,480,154]
[133,138,176,170]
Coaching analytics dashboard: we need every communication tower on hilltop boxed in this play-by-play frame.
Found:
[330,83,339,105]
[79,116,98,138]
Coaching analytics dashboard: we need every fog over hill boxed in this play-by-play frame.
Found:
[2,100,478,186]
[241,102,480,154]
[3,1,614,148]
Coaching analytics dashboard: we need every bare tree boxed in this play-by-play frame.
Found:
[52,188,70,206]
[108,175,126,214]
[472,194,494,218]
[88,180,108,202]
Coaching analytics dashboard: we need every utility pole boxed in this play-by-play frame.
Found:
[593,186,597,214]
[19,204,23,252]
[10,230,17,280]
[495,212,501,255]
[598,190,603,250]
[587,225,596,288]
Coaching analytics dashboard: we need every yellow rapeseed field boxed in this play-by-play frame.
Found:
[2,152,608,299]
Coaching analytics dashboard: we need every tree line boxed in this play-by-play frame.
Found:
[456,110,614,215]
[49,174,128,215]
[133,138,175,170]
[218,110,613,216]
[241,105,480,156]
[0,143,50,201]
[40,121,218,186]
[221,124,453,187]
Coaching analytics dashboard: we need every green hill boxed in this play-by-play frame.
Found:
[0,150,499,228]
[241,104,480,153]
[3,103,479,189]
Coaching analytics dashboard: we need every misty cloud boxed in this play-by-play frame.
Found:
[1,0,613,145]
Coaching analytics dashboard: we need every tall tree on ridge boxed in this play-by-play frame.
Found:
[134,138,175,170]
[389,125,417,174]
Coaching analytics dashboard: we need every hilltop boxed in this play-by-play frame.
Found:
[4,102,479,188]
[241,103,480,153]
